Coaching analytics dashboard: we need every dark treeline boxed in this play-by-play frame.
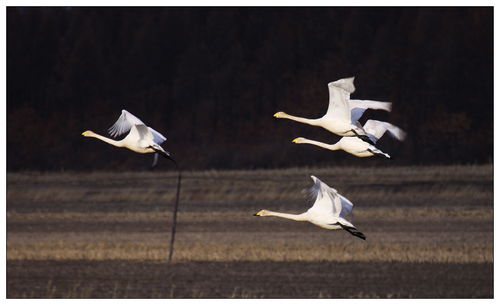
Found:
[7,7,493,171]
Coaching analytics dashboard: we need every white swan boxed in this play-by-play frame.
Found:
[82,109,176,167]
[292,119,406,158]
[254,175,366,240]
[274,77,390,144]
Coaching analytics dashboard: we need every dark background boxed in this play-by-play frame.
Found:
[7,7,493,171]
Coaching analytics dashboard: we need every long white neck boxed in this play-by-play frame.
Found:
[89,132,124,147]
[299,138,340,151]
[281,113,320,126]
[266,211,308,222]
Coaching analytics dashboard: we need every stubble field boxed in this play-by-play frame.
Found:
[6,165,493,298]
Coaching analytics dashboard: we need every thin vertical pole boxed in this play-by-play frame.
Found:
[168,170,182,262]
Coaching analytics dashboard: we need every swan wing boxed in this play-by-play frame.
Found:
[308,175,342,217]
[338,194,354,219]
[363,119,407,143]
[108,110,145,138]
[329,76,356,93]
[325,77,355,121]
[148,127,167,145]
[134,124,153,142]
[151,153,159,168]
[349,100,392,123]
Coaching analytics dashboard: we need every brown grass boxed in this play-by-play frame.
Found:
[7,238,492,263]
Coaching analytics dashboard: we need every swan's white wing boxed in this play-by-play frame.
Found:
[307,175,342,217]
[339,194,354,219]
[363,119,406,143]
[126,124,153,142]
[329,77,356,93]
[131,124,155,148]
[325,77,355,121]
[108,110,145,138]
[349,100,392,123]
[349,100,392,112]
[151,153,159,168]
[148,127,167,145]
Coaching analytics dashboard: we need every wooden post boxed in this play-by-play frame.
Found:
[168,170,182,262]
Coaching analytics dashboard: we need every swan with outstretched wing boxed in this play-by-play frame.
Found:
[274,77,386,144]
[254,175,366,240]
[82,109,176,167]
[293,119,406,159]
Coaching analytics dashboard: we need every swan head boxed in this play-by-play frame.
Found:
[81,130,95,137]
[254,210,270,216]
[273,111,286,118]
[292,137,306,144]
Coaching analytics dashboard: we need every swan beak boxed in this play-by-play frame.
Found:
[292,138,299,143]
[254,210,263,216]
[273,112,280,118]
[81,131,88,136]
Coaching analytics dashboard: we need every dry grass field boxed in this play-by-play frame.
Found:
[7,165,493,298]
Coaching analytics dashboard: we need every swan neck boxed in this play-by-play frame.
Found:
[301,138,340,151]
[282,113,319,126]
[90,132,123,147]
[267,211,308,221]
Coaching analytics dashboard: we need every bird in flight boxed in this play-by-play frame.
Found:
[254,175,366,240]
[82,109,176,168]
[274,77,390,145]
[293,119,406,159]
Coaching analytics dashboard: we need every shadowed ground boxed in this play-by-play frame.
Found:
[7,260,492,298]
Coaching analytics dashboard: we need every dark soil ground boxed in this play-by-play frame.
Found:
[7,260,493,298]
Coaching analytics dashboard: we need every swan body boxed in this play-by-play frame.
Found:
[254,175,366,240]
[82,110,175,167]
[274,77,390,144]
[293,119,406,158]
[293,136,389,158]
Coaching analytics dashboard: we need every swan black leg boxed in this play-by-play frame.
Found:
[149,146,177,167]
[350,129,376,145]
[336,223,367,240]
[367,148,390,159]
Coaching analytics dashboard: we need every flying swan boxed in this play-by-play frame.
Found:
[274,77,391,144]
[254,175,366,240]
[292,119,406,159]
[82,109,176,167]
